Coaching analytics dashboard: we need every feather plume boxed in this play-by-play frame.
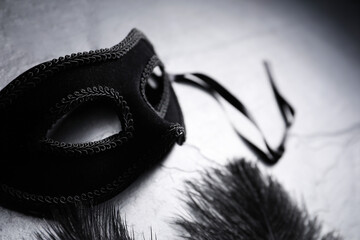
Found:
[176,159,342,240]
[34,203,156,240]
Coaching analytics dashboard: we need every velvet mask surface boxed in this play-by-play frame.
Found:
[0,28,186,213]
[0,28,295,215]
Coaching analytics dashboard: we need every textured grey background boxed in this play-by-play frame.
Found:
[0,0,359,239]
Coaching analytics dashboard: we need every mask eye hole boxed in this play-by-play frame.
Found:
[144,66,165,111]
[46,101,122,144]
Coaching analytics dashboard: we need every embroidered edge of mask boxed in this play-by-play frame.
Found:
[0,28,296,216]
[0,28,185,214]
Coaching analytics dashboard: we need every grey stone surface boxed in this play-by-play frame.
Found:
[0,0,359,239]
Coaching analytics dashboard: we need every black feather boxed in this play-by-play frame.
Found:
[34,203,156,240]
[176,159,342,240]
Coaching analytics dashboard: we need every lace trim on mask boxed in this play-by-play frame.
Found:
[0,124,183,206]
[38,86,134,155]
[0,28,145,109]
[140,55,170,118]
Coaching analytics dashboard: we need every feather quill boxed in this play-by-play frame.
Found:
[176,159,342,240]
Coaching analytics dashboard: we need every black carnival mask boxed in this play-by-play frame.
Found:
[0,29,294,214]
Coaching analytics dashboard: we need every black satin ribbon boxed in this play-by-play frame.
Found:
[173,61,295,165]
